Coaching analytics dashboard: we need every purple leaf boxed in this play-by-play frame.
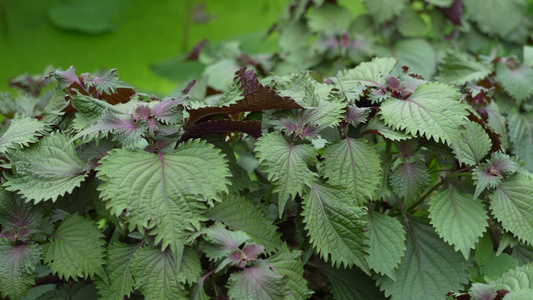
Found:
[242,244,265,261]
[53,66,80,89]
[345,105,371,126]
[439,0,462,26]
[151,97,184,125]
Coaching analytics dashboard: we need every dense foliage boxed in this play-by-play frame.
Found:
[2,0,533,299]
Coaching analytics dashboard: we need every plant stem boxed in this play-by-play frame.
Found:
[264,184,275,206]
[406,179,445,212]
[448,172,471,179]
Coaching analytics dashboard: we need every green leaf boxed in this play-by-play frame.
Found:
[204,195,282,252]
[452,121,492,166]
[3,132,88,203]
[319,263,387,300]
[43,214,106,282]
[428,185,488,259]
[475,231,494,266]
[255,133,317,217]
[337,57,397,89]
[97,139,230,257]
[397,7,427,37]
[508,111,533,172]
[321,137,382,204]
[463,0,525,37]
[480,253,519,280]
[265,245,313,300]
[0,114,46,154]
[512,244,533,266]
[96,242,139,300]
[436,50,492,85]
[307,3,353,34]
[85,69,133,96]
[130,246,186,300]
[70,92,119,130]
[425,0,454,6]
[380,82,467,145]
[390,161,430,206]
[361,117,412,141]
[365,211,406,280]
[361,0,408,24]
[490,262,533,291]
[393,39,437,79]
[227,261,290,300]
[178,247,202,285]
[472,152,520,199]
[489,173,533,245]
[376,217,470,300]
[302,182,369,272]
[0,240,42,300]
[495,63,533,102]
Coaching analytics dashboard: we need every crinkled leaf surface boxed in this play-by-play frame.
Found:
[489,173,533,245]
[43,214,106,282]
[321,137,381,203]
[490,263,533,291]
[96,242,139,300]
[495,63,533,102]
[204,195,282,252]
[508,111,533,172]
[365,211,406,280]
[0,240,42,300]
[463,0,525,37]
[361,0,408,24]
[178,247,202,285]
[0,114,46,154]
[255,133,317,217]
[376,217,469,300]
[390,161,430,206]
[319,263,387,300]
[0,187,43,231]
[452,121,492,166]
[85,69,133,96]
[201,222,250,263]
[3,132,88,203]
[436,50,492,85]
[338,57,397,89]
[227,261,289,300]
[380,82,467,145]
[302,182,369,272]
[472,152,520,199]
[265,245,313,300]
[130,246,186,300]
[97,139,230,256]
[428,185,488,259]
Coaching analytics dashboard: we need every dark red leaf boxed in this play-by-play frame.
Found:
[185,68,303,127]
[181,120,262,141]
[438,0,462,26]
[187,39,208,61]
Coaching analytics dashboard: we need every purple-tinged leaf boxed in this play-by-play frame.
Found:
[242,244,265,261]
[0,240,42,299]
[182,120,261,141]
[53,66,80,89]
[438,0,463,25]
[227,261,290,300]
[472,152,520,199]
[345,105,371,126]
[187,39,208,61]
[186,67,303,126]
[0,188,43,231]
[202,222,250,262]
[84,69,134,98]
[386,75,401,90]
[394,139,419,159]
[135,105,151,120]
[150,97,184,125]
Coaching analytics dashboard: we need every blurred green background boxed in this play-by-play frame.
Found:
[0,0,291,96]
